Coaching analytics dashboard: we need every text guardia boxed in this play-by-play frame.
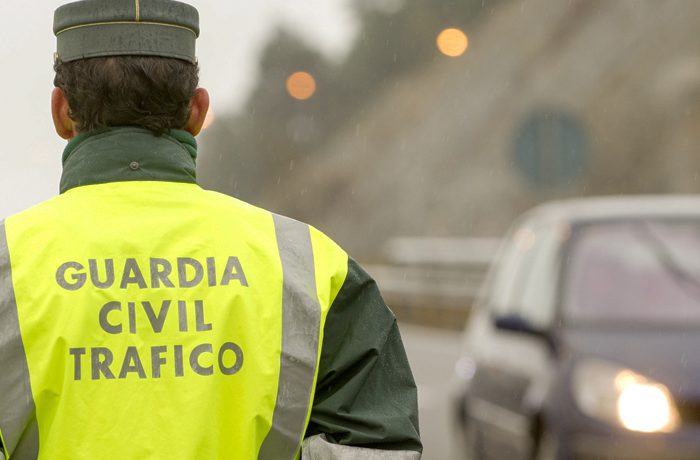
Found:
[56,256,248,291]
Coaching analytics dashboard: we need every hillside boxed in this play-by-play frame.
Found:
[200,0,700,260]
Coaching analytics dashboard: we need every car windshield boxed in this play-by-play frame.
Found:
[564,220,700,325]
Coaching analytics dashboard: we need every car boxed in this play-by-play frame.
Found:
[452,196,700,460]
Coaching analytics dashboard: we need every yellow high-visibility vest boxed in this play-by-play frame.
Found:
[0,181,349,460]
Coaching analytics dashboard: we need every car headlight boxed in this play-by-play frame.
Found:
[572,359,680,433]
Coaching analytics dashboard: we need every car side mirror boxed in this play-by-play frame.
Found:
[493,314,557,352]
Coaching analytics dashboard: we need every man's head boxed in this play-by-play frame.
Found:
[52,56,208,138]
[51,0,208,139]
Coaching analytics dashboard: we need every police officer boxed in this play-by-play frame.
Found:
[0,1,421,459]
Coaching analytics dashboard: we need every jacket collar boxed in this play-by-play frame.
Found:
[60,126,198,194]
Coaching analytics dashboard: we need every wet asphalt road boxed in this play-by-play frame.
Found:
[399,323,464,460]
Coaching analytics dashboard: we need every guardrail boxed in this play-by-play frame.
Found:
[364,238,500,330]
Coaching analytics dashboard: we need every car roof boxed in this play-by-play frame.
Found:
[521,195,700,226]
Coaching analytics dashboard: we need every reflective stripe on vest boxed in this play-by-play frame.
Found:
[258,215,322,459]
[0,182,349,459]
[303,435,422,460]
[0,221,39,460]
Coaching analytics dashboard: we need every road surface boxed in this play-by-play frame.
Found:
[400,323,464,460]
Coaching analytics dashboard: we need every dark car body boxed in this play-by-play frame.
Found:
[452,197,700,460]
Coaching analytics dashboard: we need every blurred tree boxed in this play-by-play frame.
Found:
[200,30,330,197]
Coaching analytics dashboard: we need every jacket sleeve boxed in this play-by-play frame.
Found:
[304,258,422,458]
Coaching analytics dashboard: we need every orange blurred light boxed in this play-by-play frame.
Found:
[286,71,317,101]
[437,28,469,57]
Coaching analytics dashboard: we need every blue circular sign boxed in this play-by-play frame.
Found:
[514,111,587,188]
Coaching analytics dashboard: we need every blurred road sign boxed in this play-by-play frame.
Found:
[514,110,587,187]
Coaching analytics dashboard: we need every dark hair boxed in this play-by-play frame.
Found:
[54,56,199,135]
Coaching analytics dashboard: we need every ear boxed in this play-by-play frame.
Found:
[185,88,211,136]
[51,88,77,140]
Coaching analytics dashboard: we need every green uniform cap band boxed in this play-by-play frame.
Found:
[54,0,199,64]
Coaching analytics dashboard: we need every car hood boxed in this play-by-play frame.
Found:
[563,327,700,400]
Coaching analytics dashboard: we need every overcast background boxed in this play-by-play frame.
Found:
[0,0,357,218]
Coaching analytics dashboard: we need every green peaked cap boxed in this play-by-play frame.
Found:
[54,0,199,64]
